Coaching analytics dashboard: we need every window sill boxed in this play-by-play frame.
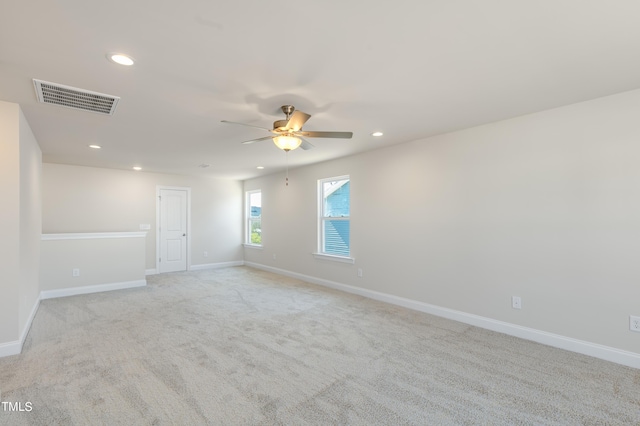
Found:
[312,252,355,264]
[243,243,263,250]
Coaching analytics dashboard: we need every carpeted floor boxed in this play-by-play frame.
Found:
[0,266,638,425]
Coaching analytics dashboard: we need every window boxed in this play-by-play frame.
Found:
[246,190,261,246]
[318,176,350,258]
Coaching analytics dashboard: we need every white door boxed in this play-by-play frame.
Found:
[158,189,188,273]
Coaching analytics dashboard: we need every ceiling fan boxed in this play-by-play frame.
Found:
[222,105,353,151]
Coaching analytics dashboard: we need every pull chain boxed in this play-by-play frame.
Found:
[285,151,289,186]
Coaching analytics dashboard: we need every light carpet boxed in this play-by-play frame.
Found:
[1,266,639,425]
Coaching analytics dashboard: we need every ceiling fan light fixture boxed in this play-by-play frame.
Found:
[273,135,302,152]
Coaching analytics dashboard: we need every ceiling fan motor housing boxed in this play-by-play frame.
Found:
[273,119,289,131]
[274,105,296,131]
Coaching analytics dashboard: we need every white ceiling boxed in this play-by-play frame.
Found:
[2,1,640,180]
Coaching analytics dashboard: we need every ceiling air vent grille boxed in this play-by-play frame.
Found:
[33,79,120,115]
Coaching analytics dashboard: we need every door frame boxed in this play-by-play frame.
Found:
[156,185,191,273]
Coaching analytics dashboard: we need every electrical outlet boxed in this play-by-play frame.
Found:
[203,251,208,257]
[273,253,276,260]
[630,315,640,332]
[357,268,363,278]
[512,296,522,309]
[72,268,80,277]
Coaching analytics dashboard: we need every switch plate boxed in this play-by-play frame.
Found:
[203,251,208,257]
[630,316,640,332]
[512,296,522,309]
[72,268,80,277]
[357,268,363,278]
[139,224,151,230]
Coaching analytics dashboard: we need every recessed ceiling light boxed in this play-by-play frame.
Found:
[199,163,210,168]
[372,131,384,137]
[107,53,135,66]
[88,144,101,149]
[257,166,264,169]
[133,166,142,171]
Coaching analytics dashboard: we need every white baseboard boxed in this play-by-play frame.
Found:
[0,340,21,358]
[0,296,40,358]
[40,279,147,300]
[148,262,243,275]
[19,297,40,346]
[190,261,244,271]
[244,262,640,370]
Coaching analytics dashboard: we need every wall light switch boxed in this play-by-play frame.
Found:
[72,268,80,277]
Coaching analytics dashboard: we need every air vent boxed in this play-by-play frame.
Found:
[33,79,119,115]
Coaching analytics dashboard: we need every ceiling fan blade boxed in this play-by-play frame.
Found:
[285,111,311,131]
[299,138,315,150]
[240,136,274,145]
[221,120,272,132]
[297,131,353,139]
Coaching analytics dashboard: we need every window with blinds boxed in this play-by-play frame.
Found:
[318,176,350,257]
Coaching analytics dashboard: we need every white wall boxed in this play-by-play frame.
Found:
[0,100,42,355]
[19,107,42,333]
[40,233,146,294]
[244,88,640,357]
[42,164,243,271]
[0,101,21,345]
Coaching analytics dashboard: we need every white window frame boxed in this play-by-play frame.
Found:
[245,189,262,247]
[314,175,354,263]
